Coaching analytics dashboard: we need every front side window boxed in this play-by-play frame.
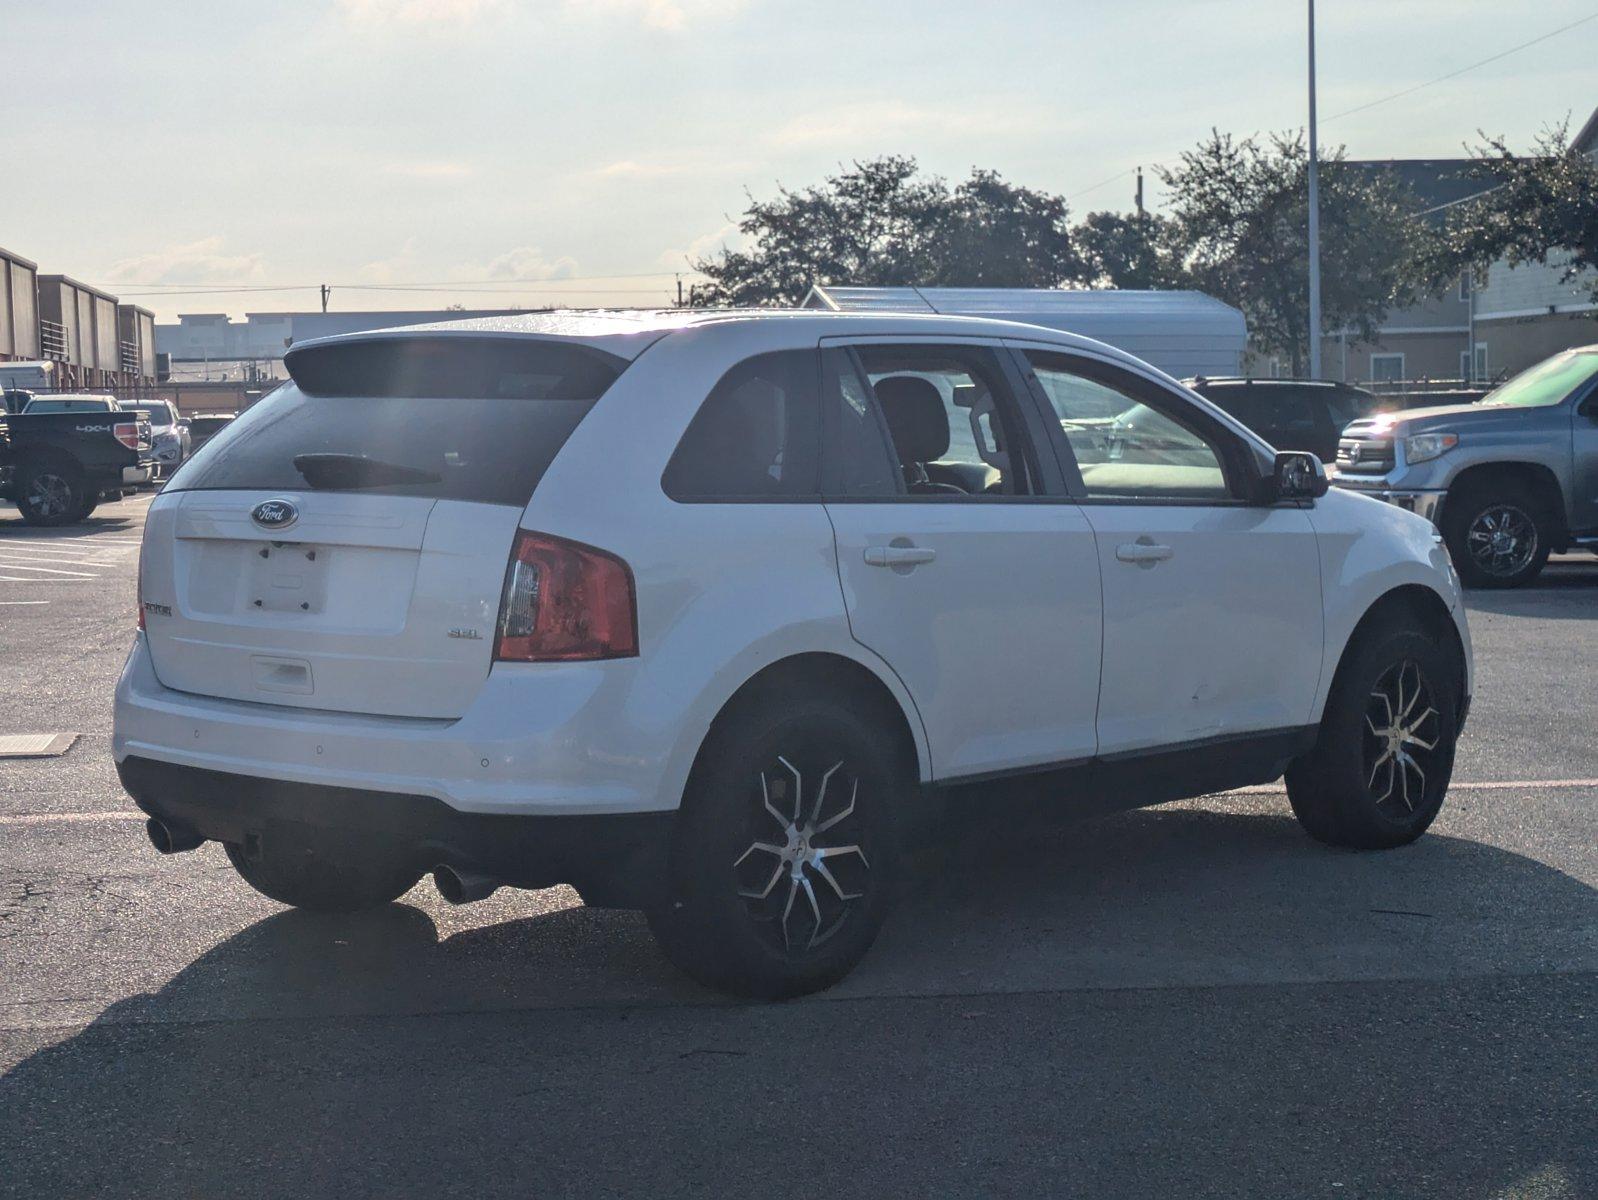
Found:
[852,345,1038,498]
[663,350,820,500]
[1026,352,1232,501]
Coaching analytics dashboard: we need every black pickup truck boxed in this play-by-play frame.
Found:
[0,394,154,526]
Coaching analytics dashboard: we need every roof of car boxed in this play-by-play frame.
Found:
[288,307,1154,375]
[1187,376,1371,392]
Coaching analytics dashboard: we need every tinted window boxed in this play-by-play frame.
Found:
[855,345,1037,497]
[165,343,622,506]
[1028,353,1232,501]
[823,348,900,497]
[663,351,821,500]
[285,336,622,400]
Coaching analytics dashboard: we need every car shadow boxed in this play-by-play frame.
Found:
[1464,559,1598,619]
[0,503,144,537]
[1,805,1593,1197]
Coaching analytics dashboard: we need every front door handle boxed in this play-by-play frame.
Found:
[1116,540,1174,566]
[864,544,937,568]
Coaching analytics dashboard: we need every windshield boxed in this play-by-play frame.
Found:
[1481,349,1598,409]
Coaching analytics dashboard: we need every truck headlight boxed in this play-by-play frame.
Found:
[1404,432,1458,463]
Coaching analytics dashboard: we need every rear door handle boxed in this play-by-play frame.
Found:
[1115,541,1174,565]
[864,545,937,568]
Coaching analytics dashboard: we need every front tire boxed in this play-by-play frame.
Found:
[1442,481,1552,589]
[647,690,905,999]
[224,830,422,913]
[1286,624,1460,849]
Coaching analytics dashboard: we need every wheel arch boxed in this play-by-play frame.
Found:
[684,652,927,798]
[1447,461,1568,545]
[1322,584,1467,728]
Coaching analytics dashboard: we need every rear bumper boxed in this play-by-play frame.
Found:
[122,464,152,485]
[118,756,670,907]
[113,635,674,817]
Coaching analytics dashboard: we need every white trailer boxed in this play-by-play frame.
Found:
[802,286,1247,379]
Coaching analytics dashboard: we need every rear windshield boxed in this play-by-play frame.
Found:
[164,339,624,506]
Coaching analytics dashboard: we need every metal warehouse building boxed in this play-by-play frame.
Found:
[0,246,41,364]
[802,286,1248,379]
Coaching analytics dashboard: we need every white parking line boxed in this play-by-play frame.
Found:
[0,600,49,605]
[0,563,99,577]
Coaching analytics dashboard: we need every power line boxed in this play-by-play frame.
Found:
[1065,9,1595,216]
[1323,10,1598,123]
[113,268,704,292]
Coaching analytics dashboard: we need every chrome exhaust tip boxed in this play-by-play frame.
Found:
[433,864,500,905]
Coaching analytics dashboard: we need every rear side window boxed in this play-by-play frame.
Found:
[663,351,820,500]
[164,338,624,507]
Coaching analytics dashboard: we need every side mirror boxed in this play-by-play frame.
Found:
[1272,450,1329,501]
[178,418,191,429]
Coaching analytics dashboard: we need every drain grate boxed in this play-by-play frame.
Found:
[0,733,78,758]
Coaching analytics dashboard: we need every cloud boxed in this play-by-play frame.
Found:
[359,237,421,284]
[336,0,507,24]
[593,159,689,179]
[382,160,475,179]
[568,0,748,31]
[103,238,265,285]
[483,246,579,280]
[657,220,742,270]
[769,100,1047,149]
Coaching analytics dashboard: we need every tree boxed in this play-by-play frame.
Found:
[689,157,1083,306]
[1157,131,1442,375]
[1073,210,1188,290]
[1441,121,1598,300]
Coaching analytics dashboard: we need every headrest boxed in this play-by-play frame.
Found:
[874,375,950,464]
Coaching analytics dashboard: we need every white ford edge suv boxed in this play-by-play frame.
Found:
[115,310,1473,997]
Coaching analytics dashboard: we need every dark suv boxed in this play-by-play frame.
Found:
[1187,378,1393,465]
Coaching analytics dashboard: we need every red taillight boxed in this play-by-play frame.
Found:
[113,421,140,451]
[493,531,638,662]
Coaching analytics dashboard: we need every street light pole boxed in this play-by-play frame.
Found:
[1306,0,1323,379]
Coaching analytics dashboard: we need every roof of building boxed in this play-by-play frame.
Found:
[0,245,38,270]
[1573,105,1598,155]
[36,274,118,301]
[1343,159,1485,219]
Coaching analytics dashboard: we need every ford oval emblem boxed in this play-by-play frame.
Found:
[251,499,299,530]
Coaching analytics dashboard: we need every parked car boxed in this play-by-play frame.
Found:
[1335,345,1598,587]
[116,311,1472,998]
[1187,377,1395,465]
[185,413,235,453]
[121,400,190,479]
[1,405,153,525]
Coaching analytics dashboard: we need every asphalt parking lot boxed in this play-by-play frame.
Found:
[1,493,1594,1199]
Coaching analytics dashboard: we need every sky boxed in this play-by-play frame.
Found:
[3,0,1594,323]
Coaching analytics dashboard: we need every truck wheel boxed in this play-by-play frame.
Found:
[646,690,904,999]
[224,830,422,913]
[16,466,86,527]
[1286,623,1460,850]
[1442,481,1552,588]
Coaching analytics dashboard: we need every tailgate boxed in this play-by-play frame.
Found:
[140,491,521,718]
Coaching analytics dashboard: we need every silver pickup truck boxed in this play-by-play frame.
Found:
[1333,345,1598,588]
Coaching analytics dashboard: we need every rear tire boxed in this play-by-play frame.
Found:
[16,465,87,527]
[224,830,422,913]
[1442,480,1552,589]
[647,689,904,999]
[1286,624,1460,850]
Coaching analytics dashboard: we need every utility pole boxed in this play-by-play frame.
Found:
[1134,167,1145,220]
[320,283,331,314]
[676,274,684,308]
[1306,0,1323,379]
